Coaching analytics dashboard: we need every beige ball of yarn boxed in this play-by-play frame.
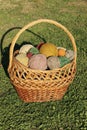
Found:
[47,56,60,70]
[16,53,29,67]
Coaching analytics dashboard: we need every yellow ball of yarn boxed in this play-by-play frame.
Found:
[16,53,29,67]
[39,43,58,57]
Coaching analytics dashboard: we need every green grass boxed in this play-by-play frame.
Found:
[0,0,87,129]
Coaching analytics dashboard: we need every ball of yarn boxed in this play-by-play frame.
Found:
[29,47,39,55]
[66,50,74,61]
[47,56,60,70]
[36,43,44,50]
[19,44,33,54]
[29,54,47,70]
[27,47,39,58]
[40,43,58,57]
[16,53,29,67]
[58,48,66,56]
[27,52,33,58]
[58,56,70,68]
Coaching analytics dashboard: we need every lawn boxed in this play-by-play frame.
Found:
[0,0,87,130]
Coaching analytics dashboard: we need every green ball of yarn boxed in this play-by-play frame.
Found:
[29,47,39,55]
[59,56,70,67]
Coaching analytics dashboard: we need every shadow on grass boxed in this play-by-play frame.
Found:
[0,27,46,77]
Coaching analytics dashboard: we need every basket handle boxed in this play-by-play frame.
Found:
[8,19,77,71]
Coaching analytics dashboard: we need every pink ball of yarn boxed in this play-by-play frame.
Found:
[29,54,47,70]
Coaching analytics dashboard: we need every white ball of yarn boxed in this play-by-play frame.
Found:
[66,50,75,61]
[19,44,34,54]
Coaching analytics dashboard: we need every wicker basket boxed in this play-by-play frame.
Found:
[8,19,77,102]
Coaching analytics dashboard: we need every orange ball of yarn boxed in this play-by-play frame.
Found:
[58,48,66,56]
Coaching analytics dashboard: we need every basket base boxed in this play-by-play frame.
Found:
[9,55,76,102]
[14,84,69,102]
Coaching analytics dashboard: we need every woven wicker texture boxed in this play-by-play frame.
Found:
[8,19,77,102]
